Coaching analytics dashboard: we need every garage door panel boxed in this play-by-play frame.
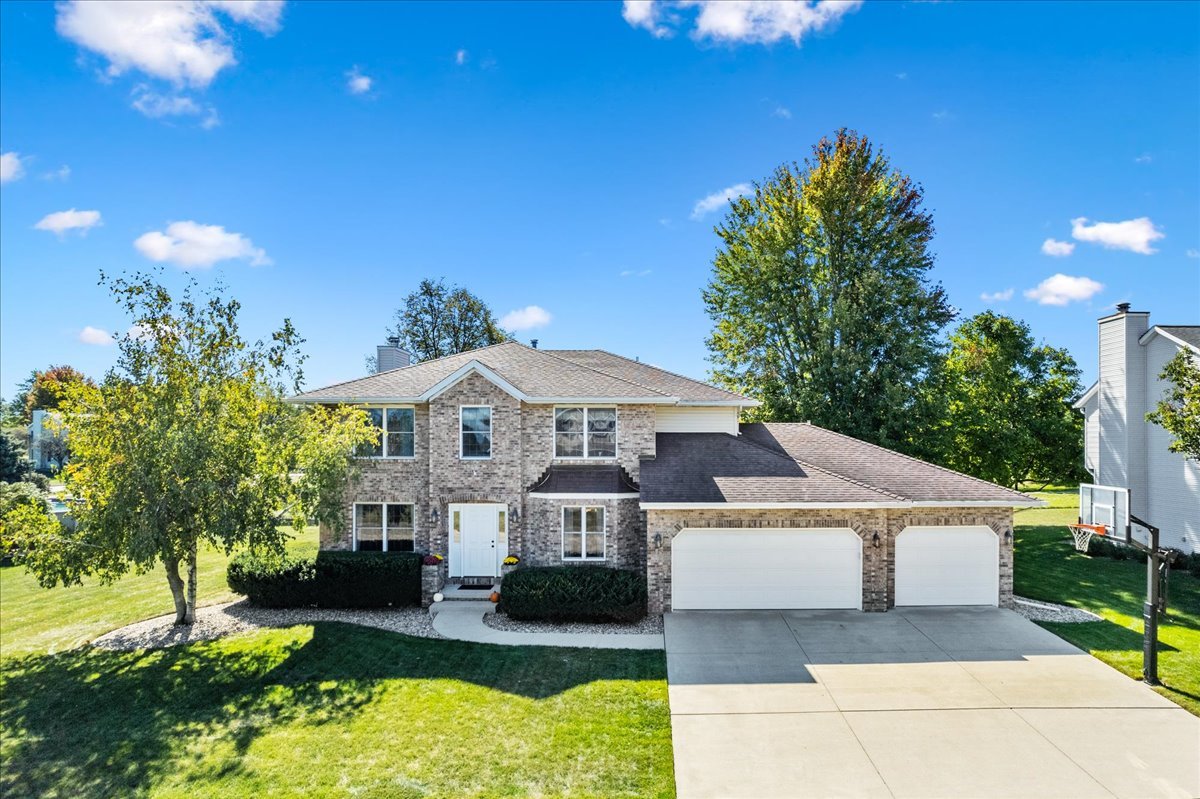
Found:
[673,529,862,610]
[895,526,998,607]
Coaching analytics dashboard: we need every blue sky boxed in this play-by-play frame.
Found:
[2,0,1198,399]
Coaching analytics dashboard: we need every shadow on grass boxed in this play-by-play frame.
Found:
[1,621,665,798]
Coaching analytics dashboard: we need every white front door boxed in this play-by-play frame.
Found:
[449,503,507,578]
[671,528,863,610]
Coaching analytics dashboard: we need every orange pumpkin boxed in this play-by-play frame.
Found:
[490,591,500,603]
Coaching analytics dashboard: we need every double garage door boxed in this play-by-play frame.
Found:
[671,525,998,610]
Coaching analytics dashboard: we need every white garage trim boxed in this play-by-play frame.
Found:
[894,525,999,607]
[672,527,863,610]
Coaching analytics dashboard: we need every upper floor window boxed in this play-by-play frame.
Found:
[359,407,415,458]
[555,407,617,458]
[461,405,492,459]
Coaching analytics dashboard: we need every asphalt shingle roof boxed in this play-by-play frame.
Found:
[527,464,640,495]
[1156,326,1200,350]
[291,341,752,404]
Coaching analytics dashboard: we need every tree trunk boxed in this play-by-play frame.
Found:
[184,542,198,625]
[165,556,189,625]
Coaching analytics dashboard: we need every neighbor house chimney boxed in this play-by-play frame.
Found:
[1116,302,1132,313]
[376,336,411,372]
[1095,305,1150,511]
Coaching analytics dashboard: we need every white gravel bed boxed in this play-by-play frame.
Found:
[483,612,664,636]
[1013,596,1102,624]
[92,599,441,651]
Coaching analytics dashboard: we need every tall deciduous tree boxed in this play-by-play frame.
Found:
[12,273,375,624]
[386,278,508,363]
[939,312,1084,488]
[1146,348,1200,460]
[21,365,93,422]
[704,130,955,454]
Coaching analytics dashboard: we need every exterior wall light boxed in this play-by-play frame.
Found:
[653,532,663,549]
[430,508,440,525]
[872,532,881,547]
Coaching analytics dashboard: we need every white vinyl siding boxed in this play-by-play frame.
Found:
[654,406,740,435]
[1143,337,1200,554]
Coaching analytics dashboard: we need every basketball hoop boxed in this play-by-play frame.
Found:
[1067,522,1107,553]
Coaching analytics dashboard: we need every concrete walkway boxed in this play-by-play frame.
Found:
[667,608,1200,799]
[429,600,665,650]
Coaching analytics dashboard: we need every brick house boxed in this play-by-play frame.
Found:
[290,340,1039,614]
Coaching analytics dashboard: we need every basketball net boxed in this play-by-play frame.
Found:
[1067,523,1108,553]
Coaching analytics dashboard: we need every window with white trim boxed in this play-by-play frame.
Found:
[354,503,415,551]
[357,407,415,458]
[461,406,491,458]
[554,407,617,458]
[562,506,606,560]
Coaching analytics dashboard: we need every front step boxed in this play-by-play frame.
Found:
[439,583,498,601]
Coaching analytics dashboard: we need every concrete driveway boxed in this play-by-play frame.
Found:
[666,608,1200,799]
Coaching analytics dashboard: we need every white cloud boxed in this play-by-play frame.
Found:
[1041,238,1075,257]
[55,0,283,88]
[623,0,861,44]
[1071,216,1164,255]
[34,208,102,235]
[772,105,792,119]
[41,165,72,181]
[932,109,952,121]
[1,152,25,183]
[691,182,752,220]
[134,220,270,268]
[131,86,219,127]
[346,66,372,95]
[1134,153,1152,165]
[1186,249,1199,259]
[980,289,1014,302]
[500,305,552,331]
[620,269,654,278]
[895,72,908,80]
[78,326,115,346]
[1024,274,1105,306]
[455,48,468,66]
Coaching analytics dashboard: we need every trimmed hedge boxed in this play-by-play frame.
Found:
[227,550,422,608]
[497,566,647,623]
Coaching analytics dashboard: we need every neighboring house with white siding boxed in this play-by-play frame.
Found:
[1074,305,1200,554]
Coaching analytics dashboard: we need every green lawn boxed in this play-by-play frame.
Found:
[1014,489,1200,716]
[0,527,675,797]
[0,526,320,658]
[1,624,673,798]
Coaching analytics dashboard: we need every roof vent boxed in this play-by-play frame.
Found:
[1116,302,1132,314]
[530,339,538,349]
[376,337,411,372]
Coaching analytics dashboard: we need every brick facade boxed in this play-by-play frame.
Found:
[523,496,643,570]
[644,506,1013,614]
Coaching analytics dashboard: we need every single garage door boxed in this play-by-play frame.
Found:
[672,528,862,610]
[895,525,998,606]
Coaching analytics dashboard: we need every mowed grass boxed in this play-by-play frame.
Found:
[0,526,320,658]
[1,624,673,799]
[0,526,675,797]
[1014,489,1200,716]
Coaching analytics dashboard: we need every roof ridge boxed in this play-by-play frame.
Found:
[579,349,750,402]
[726,432,906,501]
[295,341,519,397]
[762,422,1035,502]
[530,347,675,398]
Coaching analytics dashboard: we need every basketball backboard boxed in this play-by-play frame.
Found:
[1079,483,1131,543]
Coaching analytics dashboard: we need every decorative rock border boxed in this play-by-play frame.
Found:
[1013,596,1102,624]
[92,600,441,651]
[483,613,664,636]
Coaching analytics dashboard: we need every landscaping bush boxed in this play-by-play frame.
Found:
[497,566,647,623]
[226,551,316,608]
[227,550,422,608]
[314,550,422,608]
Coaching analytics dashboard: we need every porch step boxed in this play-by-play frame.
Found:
[439,583,498,601]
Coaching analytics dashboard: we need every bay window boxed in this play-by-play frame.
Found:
[562,506,606,561]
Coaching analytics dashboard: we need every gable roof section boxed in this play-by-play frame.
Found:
[740,423,1040,506]
[547,349,753,405]
[640,432,908,507]
[1140,325,1200,354]
[1073,381,1098,410]
[290,341,756,405]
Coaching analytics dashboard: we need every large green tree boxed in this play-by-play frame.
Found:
[383,278,508,364]
[18,365,93,423]
[1146,348,1200,460]
[11,273,375,624]
[704,129,955,454]
[939,311,1084,488]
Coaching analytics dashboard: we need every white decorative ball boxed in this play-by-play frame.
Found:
[432,592,444,603]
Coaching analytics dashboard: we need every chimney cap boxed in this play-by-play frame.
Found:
[530,339,539,349]
[1116,302,1132,313]
[386,335,400,346]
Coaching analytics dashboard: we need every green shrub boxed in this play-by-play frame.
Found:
[497,566,646,623]
[227,550,422,608]
[227,551,316,608]
[314,551,422,608]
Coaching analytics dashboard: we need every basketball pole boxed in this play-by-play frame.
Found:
[1130,514,1162,686]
